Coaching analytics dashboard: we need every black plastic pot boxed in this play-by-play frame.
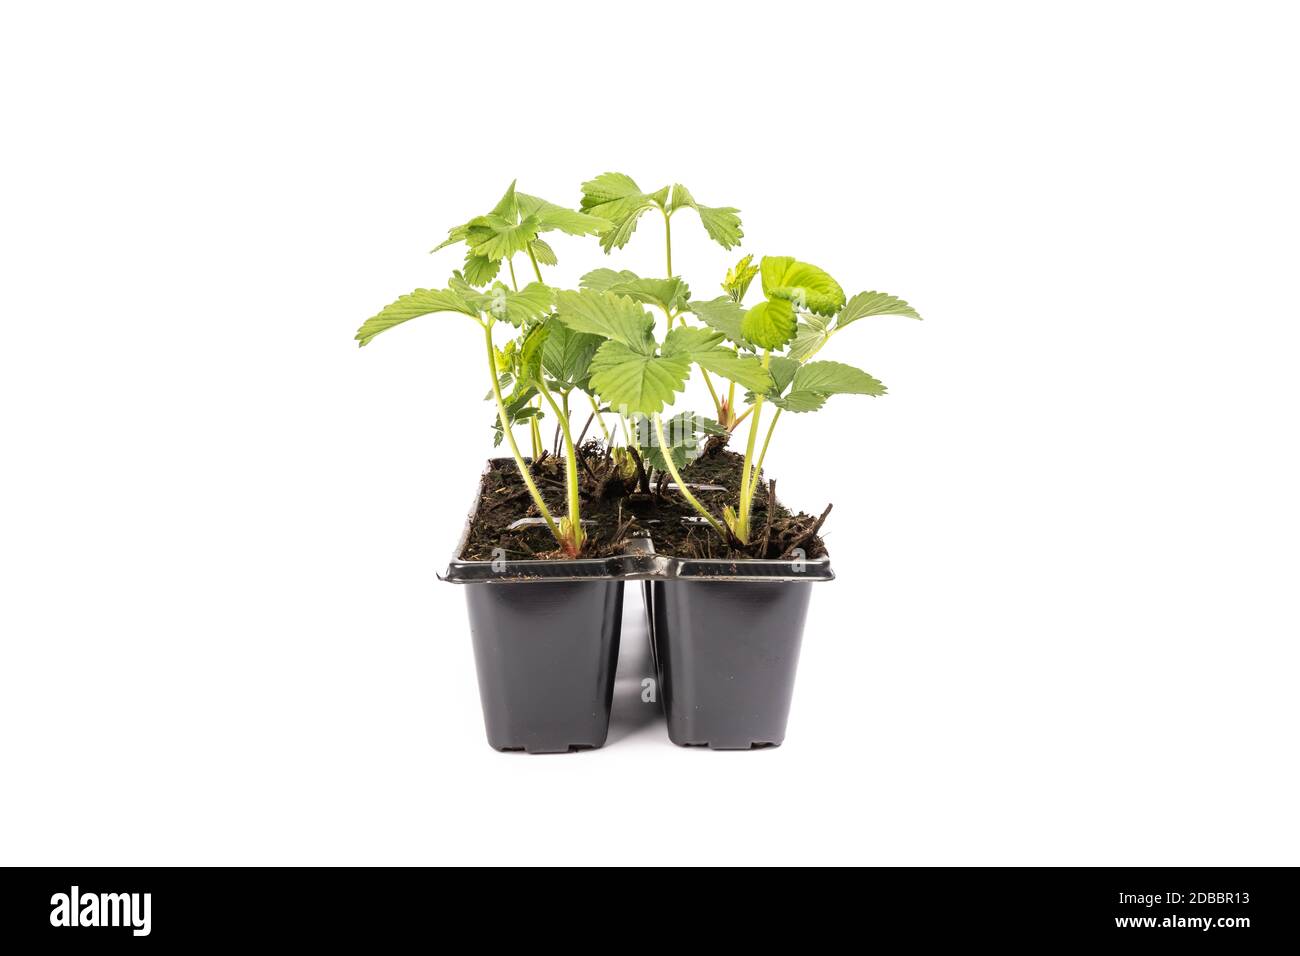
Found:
[440,461,834,752]
[644,554,834,750]
[439,462,648,754]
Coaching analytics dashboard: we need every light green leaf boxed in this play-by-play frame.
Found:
[686,297,750,348]
[722,254,759,302]
[835,290,923,328]
[542,322,602,389]
[743,355,800,405]
[553,289,655,351]
[787,313,834,362]
[771,390,829,413]
[431,223,469,253]
[693,349,773,392]
[579,172,643,210]
[580,173,671,253]
[490,179,519,219]
[741,298,797,349]
[587,341,692,415]
[792,360,887,396]
[464,213,541,260]
[530,237,557,266]
[661,326,773,392]
[661,325,724,357]
[768,356,801,395]
[579,268,640,292]
[668,184,743,249]
[355,287,478,347]
[636,411,726,472]
[580,268,690,314]
[517,193,611,237]
[760,256,846,316]
[515,322,549,387]
[462,253,501,287]
[491,282,555,327]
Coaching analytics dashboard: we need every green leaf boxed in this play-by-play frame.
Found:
[760,256,846,316]
[722,254,759,302]
[587,341,692,414]
[771,390,829,413]
[686,297,750,348]
[668,184,743,249]
[542,322,602,389]
[515,322,549,387]
[491,398,543,447]
[517,193,611,237]
[530,237,558,266]
[743,355,800,405]
[661,325,724,356]
[580,172,667,253]
[636,411,726,472]
[579,267,641,293]
[498,282,555,326]
[786,313,834,362]
[694,349,773,392]
[462,253,501,287]
[579,172,644,210]
[355,287,477,347]
[835,290,923,327]
[464,213,541,261]
[792,360,887,396]
[431,223,469,253]
[741,298,797,349]
[768,356,801,395]
[553,289,655,351]
[661,326,773,393]
[580,268,690,314]
[490,179,519,219]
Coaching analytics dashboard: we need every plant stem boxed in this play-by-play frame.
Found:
[506,257,518,292]
[537,379,584,554]
[529,405,542,460]
[662,210,673,277]
[483,320,561,544]
[736,349,771,541]
[585,391,611,442]
[700,368,723,419]
[653,413,729,541]
[750,407,782,494]
[525,242,544,283]
[731,405,753,429]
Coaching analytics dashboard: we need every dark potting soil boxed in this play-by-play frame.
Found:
[458,441,830,562]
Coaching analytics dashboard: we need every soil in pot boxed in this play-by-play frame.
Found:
[459,442,830,561]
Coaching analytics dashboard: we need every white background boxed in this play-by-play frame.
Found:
[2,1,1297,866]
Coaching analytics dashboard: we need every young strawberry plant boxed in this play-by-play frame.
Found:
[579,174,761,432]
[355,183,614,557]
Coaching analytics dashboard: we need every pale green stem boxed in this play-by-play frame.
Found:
[525,242,544,283]
[536,379,584,554]
[700,367,723,420]
[750,407,782,495]
[484,320,560,544]
[736,349,771,541]
[662,210,673,277]
[585,391,611,442]
[506,257,518,292]
[654,412,729,541]
[529,406,543,460]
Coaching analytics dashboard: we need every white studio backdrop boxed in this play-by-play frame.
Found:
[1,2,1297,866]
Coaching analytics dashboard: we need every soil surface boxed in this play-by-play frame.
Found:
[458,440,830,562]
